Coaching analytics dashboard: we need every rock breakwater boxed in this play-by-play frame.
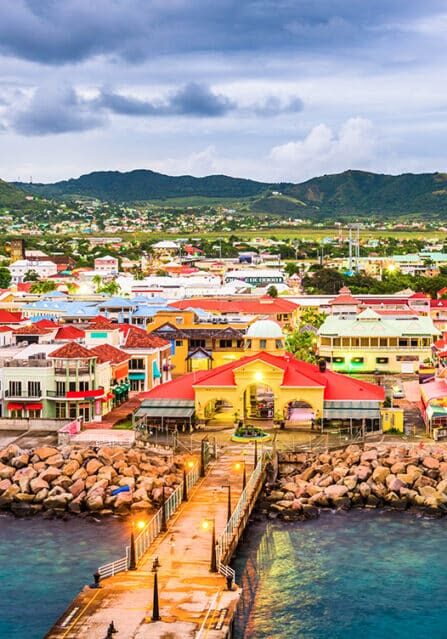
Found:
[0,443,184,517]
[263,443,447,520]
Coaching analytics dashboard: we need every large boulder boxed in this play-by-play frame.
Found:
[40,467,62,483]
[62,460,80,477]
[10,453,30,469]
[0,463,15,480]
[324,484,349,499]
[423,456,440,470]
[372,466,390,484]
[86,459,103,475]
[34,447,59,461]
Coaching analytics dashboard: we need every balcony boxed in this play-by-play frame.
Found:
[0,359,52,368]
[54,367,91,376]
[4,389,43,399]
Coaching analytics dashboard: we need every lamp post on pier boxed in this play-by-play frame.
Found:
[222,484,231,523]
[161,485,167,532]
[151,556,161,622]
[202,517,217,573]
[234,460,246,490]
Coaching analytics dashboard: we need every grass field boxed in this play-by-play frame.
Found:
[2,227,445,243]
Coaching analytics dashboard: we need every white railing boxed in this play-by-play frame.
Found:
[215,454,266,574]
[98,465,200,579]
[195,592,219,639]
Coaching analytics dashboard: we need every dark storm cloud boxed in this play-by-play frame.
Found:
[12,86,104,136]
[0,0,443,65]
[97,83,236,117]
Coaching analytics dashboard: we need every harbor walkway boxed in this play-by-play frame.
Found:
[45,444,255,639]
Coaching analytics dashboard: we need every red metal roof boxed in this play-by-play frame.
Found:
[431,299,447,308]
[140,351,384,402]
[34,319,59,328]
[55,325,85,341]
[171,296,298,314]
[0,310,23,324]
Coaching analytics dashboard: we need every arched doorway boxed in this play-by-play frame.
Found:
[203,398,234,425]
[244,384,275,420]
[286,401,315,428]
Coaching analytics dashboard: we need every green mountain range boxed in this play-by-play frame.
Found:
[0,178,34,208]
[10,168,447,218]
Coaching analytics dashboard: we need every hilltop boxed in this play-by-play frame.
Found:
[10,168,447,219]
[0,179,34,209]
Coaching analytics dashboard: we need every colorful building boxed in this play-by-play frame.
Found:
[137,320,384,431]
[318,308,439,374]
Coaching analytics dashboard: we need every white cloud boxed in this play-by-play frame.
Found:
[268,117,378,181]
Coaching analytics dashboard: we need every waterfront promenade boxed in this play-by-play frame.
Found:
[45,445,253,639]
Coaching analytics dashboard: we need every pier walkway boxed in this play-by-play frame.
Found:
[45,444,264,639]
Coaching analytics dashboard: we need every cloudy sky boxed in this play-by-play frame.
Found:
[1,0,447,183]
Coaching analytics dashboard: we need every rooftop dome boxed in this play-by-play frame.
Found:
[246,319,283,339]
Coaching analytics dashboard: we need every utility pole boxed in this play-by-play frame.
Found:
[348,227,353,272]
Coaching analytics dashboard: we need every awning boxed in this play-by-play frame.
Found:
[129,373,145,380]
[8,402,24,410]
[135,398,195,420]
[324,400,381,420]
[66,389,104,399]
[26,403,43,410]
[152,360,161,379]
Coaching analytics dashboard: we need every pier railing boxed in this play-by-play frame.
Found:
[215,452,268,582]
[98,464,200,579]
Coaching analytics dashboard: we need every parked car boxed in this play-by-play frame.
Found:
[392,386,405,399]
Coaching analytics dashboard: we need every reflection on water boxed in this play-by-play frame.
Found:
[233,511,447,639]
[0,514,128,639]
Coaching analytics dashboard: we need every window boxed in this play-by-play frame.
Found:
[260,339,267,349]
[190,339,206,349]
[28,381,41,397]
[236,340,244,348]
[333,338,341,347]
[219,339,232,348]
[410,339,418,347]
[175,340,183,347]
[69,403,77,419]
[79,381,89,391]
[28,409,41,419]
[275,340,284,349]
[129,358,145,370]
[69,381,76,392]
[321,337,331,346]
[398,338,408,347]
[351,338,360,347]
[175,316,184,325]
[10,409,23,418]
[55,402,67,419]
[360,338,369,347]
[380,338,388,347]
[9,381,22,397]
[56,381,66,396]
[341,337,350,347]
[370,338,378,347]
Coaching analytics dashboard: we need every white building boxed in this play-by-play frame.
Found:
[94,255,119,274]
[9,259,58,283]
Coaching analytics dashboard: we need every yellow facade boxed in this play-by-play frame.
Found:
[194,358,324,423]
[381,408,404,433]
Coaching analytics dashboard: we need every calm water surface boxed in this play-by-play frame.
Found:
[233,511,447,639]
[0,514,128,639]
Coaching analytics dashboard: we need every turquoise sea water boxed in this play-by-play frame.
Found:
[0,514,128,639]
[233,511,447,639]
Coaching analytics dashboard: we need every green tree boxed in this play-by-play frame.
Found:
[30,280,56,294]
[23,269,39,282]
[286,330,318,363]
[299,308,326,329]
[0,267,11,288]
[100,280,121,296]
[266,285,278,298]
[302,268,344,294]
[92,274,103,293]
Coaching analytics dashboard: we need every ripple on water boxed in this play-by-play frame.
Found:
[0,514,128,639]
[233,511,447,639]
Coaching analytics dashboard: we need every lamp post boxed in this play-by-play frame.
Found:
[200,439,206,477]
[183,460,195,502]
[161,485,167,532]
[222,484,231,523]
[151,556,161,622]
[202,517,217,573]
[254,439,258,467]
[234,460,246,490]
[129,518,137,571]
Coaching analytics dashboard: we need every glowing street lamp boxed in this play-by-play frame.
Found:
[234,460,246,490]
[201,517,217,572]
